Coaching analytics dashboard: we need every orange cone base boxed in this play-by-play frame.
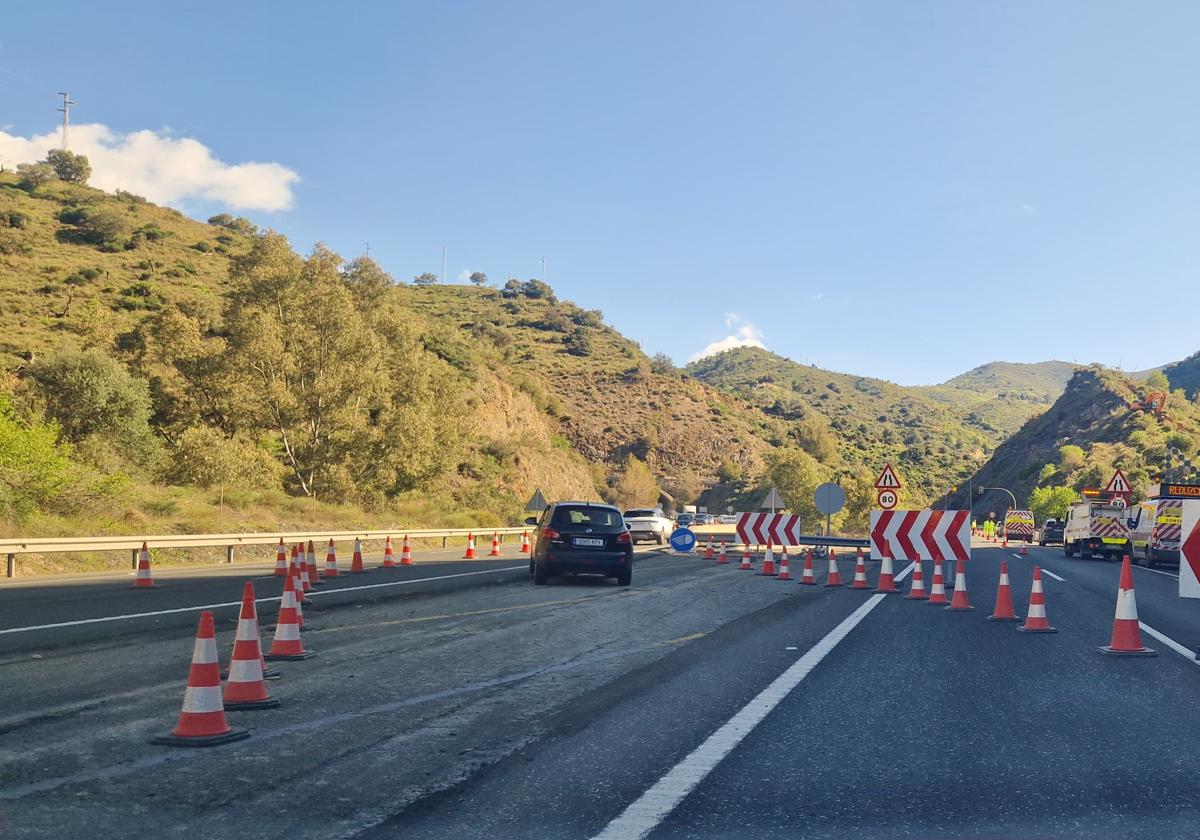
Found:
[264,650,315,661]
[945,604,975,612]
[798,579,817,586]
[1097,644,1157,657]
[825,579,842,588]
[1016,624,1059,634]
[987,614,1022,622]
[906,591,928,600]
[151,728,249,748]
[221,666,281,681]
[926,597,949,605]
[223,696,281,711]
[132,582,158,589]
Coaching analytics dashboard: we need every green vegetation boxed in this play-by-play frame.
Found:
[1029,486,1078,523]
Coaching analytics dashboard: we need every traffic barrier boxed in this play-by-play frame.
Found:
[266,569,313,660]
[987,561,1020,622]
[926,561,948,605]
[874,555,898,594]
[1017,567,1058,633]
[306,541,321,587]
[132,542,157,589]
[350,537,367,573]
[825,549,842,587]
[464,533,477,559]
[717,542,729,564]
[906,559,927,600]
[274,538,288,577]
[401,534,413,565]
[850,553,869,590]
[223,582,280,710]
[739,544,753,570]
[489,532,502,557]
[1098,556,1157,656]
[946,559,973,611]
[323,539,339,577]
[152,611,249,747]
[381,536,396,568]
[776,546,792,580]
[519,531,530,555]
[801,552,820,583]
[296,548,313,594]
[759,545,777,576]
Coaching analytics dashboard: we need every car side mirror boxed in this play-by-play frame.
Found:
[524,516,538,526]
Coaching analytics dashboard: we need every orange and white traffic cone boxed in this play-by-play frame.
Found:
[945,559,974,611]
[1002,535,1009,548]
[223,582,280,710]
[704,539,714,561]
[926,561,949,605]
[381,536,397,568]
[519,531,530,555]
[798,549,817,585]
[850,553,869,590]
[906,559,927,599]
[132,542,157,589]
[297,547,313,594]
[489,532,502,557]
[1020,541,1029,557]
[760,545,778,576]
[401,534,413,565]
[1098,556,1157,656]
[987,560,1020,622]
[306,540,321,586]
[291,559,312,611]
[152,611,249,747]
[265,569,313,660]
[875,555,898,593]
[464,533,477,559]
[273,538,288,577]
[350,537,367,573]
[717,542,729,564]
[1017,567,1058,633]
[323,539,339,578]
[825,549,842,587]
[776,546,792,580]
[738,544,753,570]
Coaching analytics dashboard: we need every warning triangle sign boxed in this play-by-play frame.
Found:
[875,463,902,490]
[1103,469,1131,495]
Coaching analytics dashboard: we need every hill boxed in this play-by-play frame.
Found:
[937,360,1077,399]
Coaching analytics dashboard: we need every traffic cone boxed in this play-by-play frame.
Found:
[926,561,949,605]
[1017,567,1058,633]
[489,532,501,557]
[738,544,753,570]
[850,553,869,589]
[1019,542,1029,557]
[273,538,288,577]
[350,537,367,573]
[305,540,321,586]
[291,560,312,610]
[874,555,898,593]
[381,536,397,568]
[296,547,313,594]
[223,582,280,710]
[265,569,313,660]
[906,559,927,600]
[798,549,817,585]
[1002,535,1009,548]
[945,559,974,611]
[825,549,842,587]
[519,531,530,555]
[1098,556,1157,656]
[987,561,1020,622]
[323,539,339,578]
[151,611,249,747]
[401,534,413,565]
[132,542,157,589]
[776,546,792,580]
[717,542,729,564]
[759,545,777,576]
[464,533,477,559]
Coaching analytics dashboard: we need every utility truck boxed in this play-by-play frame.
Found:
[1063,499,1131,559]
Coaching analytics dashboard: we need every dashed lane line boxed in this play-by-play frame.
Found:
[1133,566,1179,579]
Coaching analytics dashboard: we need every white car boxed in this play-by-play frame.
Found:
[623,508,673,545]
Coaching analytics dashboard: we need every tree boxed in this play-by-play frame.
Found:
[564,327,593,356]
[610,454,659,508]
[649,353,675,376]
[795,414,837,464]
[342,255,394,309]
[170,426,282,491]
[501,278,523,298]
[1059,444,1086,472]
[1029,486,1078,523]
[469,271,488,286]
[74,209,128,249]
[45,149,91,184]
[206,214,259,237]
[413,272,439,286]
[768,448,829,525]
[1145,370,1170,390]
[16,162,56,190]
[521,279,556,301]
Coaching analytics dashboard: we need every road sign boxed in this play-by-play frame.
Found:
[669,527,697,553]
[1111,497,1127,509]
[759,488,785,511]
[876,489,898,510]
[1180,502,1200,598]
[525,489,548,512]
[870,509,970,562]
[875,464,902,490]
[736,513,803,546]
[814,483,846,516]
[1104,469,1131,496]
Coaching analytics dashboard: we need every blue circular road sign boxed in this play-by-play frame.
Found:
[669,527,697,553]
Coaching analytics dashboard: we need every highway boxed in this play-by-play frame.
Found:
[2,538,1200,838]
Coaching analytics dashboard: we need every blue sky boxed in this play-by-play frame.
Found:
[3,2,1199,384]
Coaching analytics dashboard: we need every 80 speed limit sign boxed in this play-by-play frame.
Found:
[876,489,898,510]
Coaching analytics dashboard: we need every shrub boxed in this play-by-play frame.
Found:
[192,240,214,253]
[169,426,284,491]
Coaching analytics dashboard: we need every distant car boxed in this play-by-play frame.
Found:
[676,512,696,528]
[623,507,672,545]
[718,514,739,524]
[526,501,633,586]
[694,513,715,525]
[1038,518,1064,546]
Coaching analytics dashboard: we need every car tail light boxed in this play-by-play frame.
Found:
[542,527,561,541]
[616,530,632,545]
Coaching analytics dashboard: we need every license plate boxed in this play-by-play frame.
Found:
[572,537,605,548]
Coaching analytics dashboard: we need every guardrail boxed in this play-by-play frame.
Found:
[0,527,528,578]
[690,529,869,549]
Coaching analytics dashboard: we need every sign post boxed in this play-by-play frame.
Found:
[814,482,846,541]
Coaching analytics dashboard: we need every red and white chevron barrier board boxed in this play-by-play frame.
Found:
[870,509,970,562]
[735,513,803,546]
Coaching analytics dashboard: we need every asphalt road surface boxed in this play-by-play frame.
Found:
[3,538,1199,839]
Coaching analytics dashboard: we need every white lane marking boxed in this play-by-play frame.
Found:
[1038,568,1066,582]
[1139,622,1200,664]
[1133,566,1179,579]
[0,566,526,636]
[591,562,913,840]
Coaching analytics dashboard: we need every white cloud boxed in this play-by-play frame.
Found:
[0,123,299,212]
[688,313,767,363]
[457,270,472,282]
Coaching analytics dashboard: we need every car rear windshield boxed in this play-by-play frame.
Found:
[552,505,624,529]
[624,509,657,518]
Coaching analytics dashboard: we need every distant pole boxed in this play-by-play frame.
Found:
[441,245,447,284]
[57,91,76,150]
[364,241,370,255]
[541,256,547,284]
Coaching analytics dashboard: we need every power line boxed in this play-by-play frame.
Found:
[56,91,76,150]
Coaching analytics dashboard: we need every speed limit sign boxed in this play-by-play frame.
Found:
[877,489,898,510]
